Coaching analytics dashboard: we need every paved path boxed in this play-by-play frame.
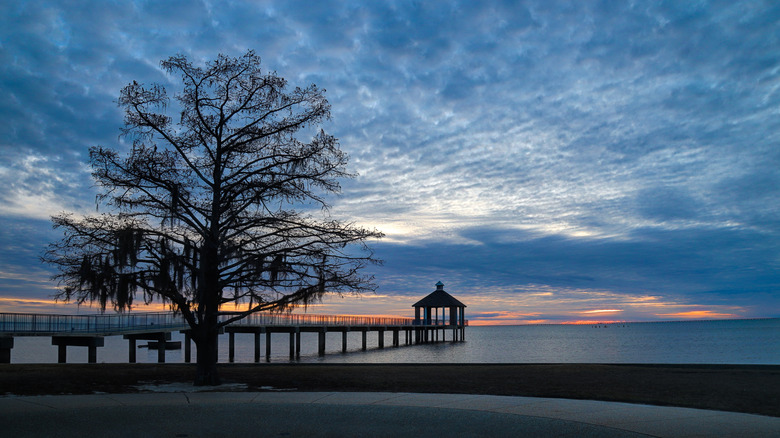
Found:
[1,391,778,437]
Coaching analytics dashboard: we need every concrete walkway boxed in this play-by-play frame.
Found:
[1,391,778,437]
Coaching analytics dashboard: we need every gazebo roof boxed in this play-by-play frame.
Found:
[412,282,466,308]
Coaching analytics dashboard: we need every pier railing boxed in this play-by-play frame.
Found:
[0,312,469,336]
[412,319,469,326]
[224,312,415,327]
[0,312,188,335]
[0,311,467,363]
[0,311,431,336]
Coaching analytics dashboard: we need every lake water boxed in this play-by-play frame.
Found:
[8,318,779,365]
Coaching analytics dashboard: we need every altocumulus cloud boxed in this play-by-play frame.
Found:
[0,0,777,322]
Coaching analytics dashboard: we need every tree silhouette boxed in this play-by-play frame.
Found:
[43,51,382,385]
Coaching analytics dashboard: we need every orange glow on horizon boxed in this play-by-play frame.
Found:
[656,310,738,319]
[0,297,83,314]
[0,292,756,326]
[0,296,414,319]
[468,319,502,326]
[561,320,626,325]
[467,319,554,326]
[581,309,622,314]
[0,297,176,314]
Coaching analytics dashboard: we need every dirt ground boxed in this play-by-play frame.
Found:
[1,363,778,417]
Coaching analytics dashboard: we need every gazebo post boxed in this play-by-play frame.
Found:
[435,308,439,342]
[460,307,466,341]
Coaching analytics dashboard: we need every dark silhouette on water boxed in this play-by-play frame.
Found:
[413,281,467,342]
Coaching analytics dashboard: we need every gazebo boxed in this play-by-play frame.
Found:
[412,281,466,342]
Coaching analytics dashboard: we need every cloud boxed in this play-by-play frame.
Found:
[0,0,778,321]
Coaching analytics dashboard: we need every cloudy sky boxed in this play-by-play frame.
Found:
[1,0,778,324]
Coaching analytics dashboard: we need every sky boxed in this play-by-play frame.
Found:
[1,0,778,324]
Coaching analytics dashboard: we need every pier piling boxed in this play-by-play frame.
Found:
[0,337,13,363]
[51,336,104,363]
[318,328,326,356]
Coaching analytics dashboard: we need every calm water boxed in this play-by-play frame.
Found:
[8,318,779,365]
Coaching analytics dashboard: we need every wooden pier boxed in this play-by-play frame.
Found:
[220,312,466,362]
[0,312,187,364]
[0,311,466,364]
[0,282,468,364]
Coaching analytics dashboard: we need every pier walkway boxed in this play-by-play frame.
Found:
[0,311,466,364]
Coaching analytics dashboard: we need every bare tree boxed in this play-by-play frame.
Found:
[43,51,382,385]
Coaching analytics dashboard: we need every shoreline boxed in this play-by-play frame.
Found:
[1,363,778,417]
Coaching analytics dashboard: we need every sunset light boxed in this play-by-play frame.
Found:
[0,0,777,326]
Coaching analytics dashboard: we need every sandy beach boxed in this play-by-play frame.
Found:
[1,363,777,417]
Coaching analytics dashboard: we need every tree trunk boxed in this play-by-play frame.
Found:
[193,324,221,386]
[194,234,222,386]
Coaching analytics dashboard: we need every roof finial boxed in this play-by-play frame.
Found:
[436,281,444,290]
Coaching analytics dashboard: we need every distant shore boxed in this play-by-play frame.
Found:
[1,363,778,417]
